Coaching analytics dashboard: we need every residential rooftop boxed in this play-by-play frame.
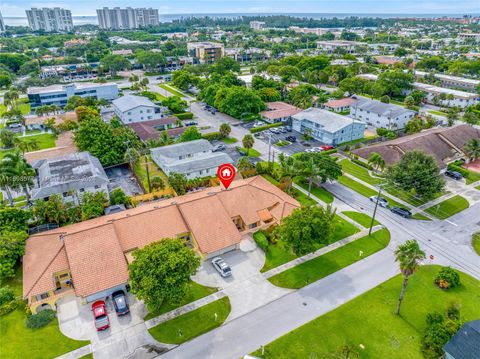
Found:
[260,101,302,120]
[292,108,365,133]
[112,95,158,112]
[354,97,416,118]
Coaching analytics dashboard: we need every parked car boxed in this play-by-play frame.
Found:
[211,257,232,277]
[369,196,389,208]
[284,126,292,132]
[305,147,323,153]
[212,144,226,152]
[285,136,297,142]
[112,290,130,316]
[278,127,288,133]
[7,123,23,132]
[445,170,463,180]
[184,121,198,126]
[390,207,412,219]
[92,300,110,331]
[270,128,281,134]
[320,145,333,151]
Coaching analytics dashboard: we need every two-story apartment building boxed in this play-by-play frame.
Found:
[351,98,417,130]
[112,95,163,124]
[27,82,118,108]
[292,108,366,146]
[151,139,235,179]
[23,176,299,313]
[31,152,109,203]
[414,71,480,92]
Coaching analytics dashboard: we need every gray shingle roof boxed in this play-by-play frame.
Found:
[112,95,158,113]
[355,98,416,118]
[31,152,108,200]
[444,320,480,359]
[292,108,365,133]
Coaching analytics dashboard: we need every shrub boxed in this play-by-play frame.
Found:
[250,122,283,133]
[175,112,194,120]
[202,131,224,141]
[0,300,19,316]
[253,231,269,252]
[25,309,56,328]
[435,266,460,289]
[446,163,469,179]
[321,149,338,156]
[0,286,15,307]
[351,157,372,169]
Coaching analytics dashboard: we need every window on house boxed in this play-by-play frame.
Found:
[37,292,49,300]
[249,223,258,229]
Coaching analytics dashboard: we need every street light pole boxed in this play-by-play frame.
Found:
[369,186,382,235]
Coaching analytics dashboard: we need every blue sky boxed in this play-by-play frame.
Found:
[1,0,479,17]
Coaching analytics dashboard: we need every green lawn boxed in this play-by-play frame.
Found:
[464,169,480,185]
[159,83,186,97]
[342,211,380,228]
[238,147,261,157]
[222,137,238,144]
[293,177,334,203]
[339,159,383,186]
[255,215,359,272]
[290,188,317,207]
[472,232,480,256]
[411,213,432,221]
[133,155,170,193]
[148,297,231,344]
[425,195,470,219]
[0,266,89,359]
[382,183,445,207]
[268,228,390,289]
[254,266,480,359]
[428,110,447,116]
[0,133,57,159]
[144,281,218,320]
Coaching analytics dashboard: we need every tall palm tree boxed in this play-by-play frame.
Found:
[297,156,320,198]
[464,138,480,162]
[2,150,35,204]
[278,153,296,194]
[394,240,425,315]
[0,161,16,206]
[367,152,386,172]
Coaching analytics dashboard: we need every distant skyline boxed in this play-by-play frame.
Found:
[0,0,479,17]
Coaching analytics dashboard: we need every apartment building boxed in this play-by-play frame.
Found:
[457,33,480,44]
[289,26,331,36]
[187,42,225,64]
[26,8,73,32]
[316,40,363,54]
[414,71,480,92]
[96,7,159,30]
[292,108,366,146]
[250,21,266,30]
[112,95,163,124]
[0,10,5,32]
[27,82,118,108]
[351,98,417,130]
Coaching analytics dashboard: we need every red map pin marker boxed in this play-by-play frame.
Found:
[217,163,236,189]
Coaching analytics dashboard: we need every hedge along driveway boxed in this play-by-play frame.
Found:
[268,228,391,289]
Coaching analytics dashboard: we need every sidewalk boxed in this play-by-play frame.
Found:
[55,345,92,359]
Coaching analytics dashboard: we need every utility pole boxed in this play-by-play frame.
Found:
[144,155,151,193]
[267,132,272,164]
[369,186,382,235]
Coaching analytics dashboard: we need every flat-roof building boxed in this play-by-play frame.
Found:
[187,42,224,64]
[27,82,119,108]
[351,98,417,130]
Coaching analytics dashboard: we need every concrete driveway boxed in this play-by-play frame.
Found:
[57,293,172,358]
[192,236,292,320]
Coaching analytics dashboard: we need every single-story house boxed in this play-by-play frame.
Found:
[128,117,185,142]
[112,95,164,124]
[31,151,109,203]
[444,320,480,359]
[352,124,480,168]
[23,176,300,313]
[260,102,302,123]
[151,139,234,179]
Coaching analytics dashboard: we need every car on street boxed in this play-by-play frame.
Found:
[211,257,232,277]
[92,300,110,331]
[369,196,389,208]
[390,207,412,219]
[112,290,130,316]
[285,135,297,142]
[184,121,198,126]
[444,170,462,180]
[320,145,334,151]
[212,144,226,152]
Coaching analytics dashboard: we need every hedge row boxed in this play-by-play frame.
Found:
[351,157,372,170]
[25,309,56,329]
[175,112,193,120]
[250,122,284,134]
[202,132,224,141]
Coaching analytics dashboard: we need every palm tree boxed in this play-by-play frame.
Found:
[297,156,320,198]
[26,138,40,152]
[464,138,480,162]
[0,161,16,206]
[3,150,35,204]
[278,153,296,193]
[367,152,385,172]
[394,240,425,315]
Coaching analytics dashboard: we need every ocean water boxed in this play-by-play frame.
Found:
[4,13,476,27]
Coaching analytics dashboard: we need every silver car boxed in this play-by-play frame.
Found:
[369,196,389,208]
[211,257,232,277]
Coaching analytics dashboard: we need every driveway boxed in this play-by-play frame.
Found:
[192,236,292,320]
[57,293,172,358]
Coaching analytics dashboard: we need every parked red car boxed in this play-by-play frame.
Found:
[320,145,333,151]
[92,300,110,331]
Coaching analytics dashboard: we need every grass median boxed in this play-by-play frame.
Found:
[425,195,469,219]
[268,228,390,289]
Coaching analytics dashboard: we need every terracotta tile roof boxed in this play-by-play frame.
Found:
[260,101,302,120]
[352,125,480,168]
[128,117,186,141]
[63,224,129,298]
[324,97,358,108]
[23,176,299,300]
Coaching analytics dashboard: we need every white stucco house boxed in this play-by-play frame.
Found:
[112,95,164,124]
